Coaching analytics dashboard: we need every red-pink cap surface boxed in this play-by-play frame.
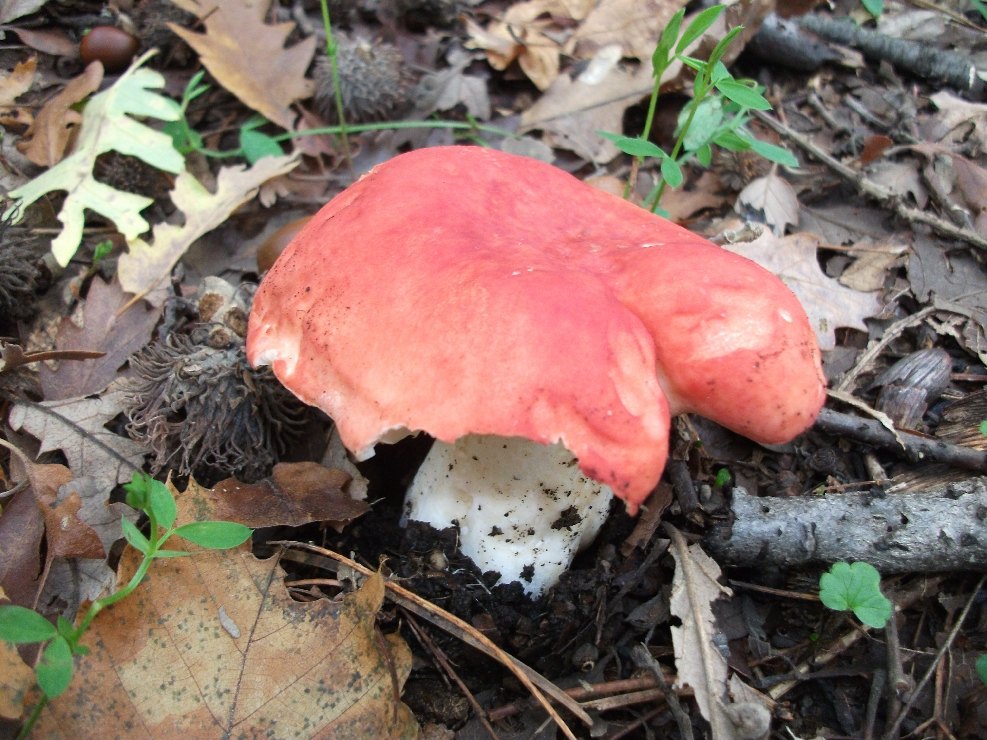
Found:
[247,147,825,512]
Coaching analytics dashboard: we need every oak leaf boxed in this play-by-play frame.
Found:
[169,0,315,130]
[117,153,300,305]
[5,54,184,267]
[29,479,416,737]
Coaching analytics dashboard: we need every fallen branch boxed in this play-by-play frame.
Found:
[704,479,987,572]
[814,407,987,473]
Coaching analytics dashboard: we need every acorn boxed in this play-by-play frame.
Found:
[79,26,140,73]
[312,36,414,123]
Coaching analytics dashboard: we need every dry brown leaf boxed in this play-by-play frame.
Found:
[928,91,987,154]
[0,483,46,609]
[0,640,35,719]
[466,0,593,91]
[8,386,146,488]
[0,0,45,23]
[39,277,160,400]
[16,62,103,167]
[569,0,681,62]
[211,462,369,530]
[735,172,800,235]
[520,52,653,162]
[118,154,300,306]
[31,479,416,737]
[169,0,315,130]
[722,230,881,350]
[0,56,36,129]
[5,26,78,57]
[668,533,737,738]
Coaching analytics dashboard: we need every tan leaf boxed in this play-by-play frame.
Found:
[722,230,882,350]
[31,479,416,737]
[0,56,35,106]
[735,172,800,236]
[118,154,300,306]
[169,0,315,129]
[16,62,103,167]
[8,386,145,487]
[0,641,35,720]
[570,0,681,61]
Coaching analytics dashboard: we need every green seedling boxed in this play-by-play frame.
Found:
[819,560,893,629]
[861,0,884,18]
[979,419,987,435]
[0,473,252,737]
[977,654,987,687]
[600,4,797,214]
[713,467,732,489]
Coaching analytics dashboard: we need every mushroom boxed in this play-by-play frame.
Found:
[247,146,826,595]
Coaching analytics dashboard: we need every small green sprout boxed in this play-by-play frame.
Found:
[0,472,252,736]
[713,467,732,488]
[979,419,987,436]
[599,4,796,213]
[977,654,987,687]
[819,561,893,629]
[861,0,884,18]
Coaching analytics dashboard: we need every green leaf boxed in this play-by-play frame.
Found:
[153,549,193,558]
[240,129,284,164]
[175,521,252,549]
[861,0,883,18]
[707,26,744,71]
[749,137,799,167]
[715,79,772,110]
[680,96,724,152]
[599,131,666,159]
[977,654,987,686]
[713,130,752,152]
[122,518,151,555]
[819,561,893,629]
[710,61,731,84]
[146,477,177,530]
[653,9,685,78]
[5,52,184,267]
[124,471,149,510]
[714,468,732,488]
[660,157,683,188]
[978,419,987,435]
[676,5,725,53]
[695,143,712,167]
[36,636,74,699]
[0,606,58,643]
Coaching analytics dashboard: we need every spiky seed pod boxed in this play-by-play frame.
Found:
[123,279,309,482]
[0,207,43,321]
[94,152,169,200]
[130,0,196,64]
[713,147,772,191]
[312,37,414,123]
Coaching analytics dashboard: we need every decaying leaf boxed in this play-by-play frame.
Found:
[722,230,882,350]
[5,55,184,267]
[169,0,315,130]
[735,172,800,236]
[39,276,160,400]
[570,0,680,61]
[16,62,102,167]
[8,386,146,488]
[211,462,369,530]
[0,56,36,129]
[117,154,300,306]
[31,479,416,737]
[0,640,35,720]
[669,530,770,739]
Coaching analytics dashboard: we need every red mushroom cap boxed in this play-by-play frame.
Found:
[247,147,825,513]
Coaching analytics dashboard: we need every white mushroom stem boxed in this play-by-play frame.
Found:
[402,435,614,597]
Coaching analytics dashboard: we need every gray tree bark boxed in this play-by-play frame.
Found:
[704,479,987,572]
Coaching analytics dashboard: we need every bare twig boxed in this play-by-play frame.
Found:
[881,575,987,740]
[276,541,587,737]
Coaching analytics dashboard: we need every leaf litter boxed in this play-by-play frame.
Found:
[1,0,987,736]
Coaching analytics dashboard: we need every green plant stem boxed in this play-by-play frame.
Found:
[318,0,352,173]
[647,76,710,212]
[624,74,665,200]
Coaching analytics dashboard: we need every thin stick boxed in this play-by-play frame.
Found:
[275,541,587,736]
